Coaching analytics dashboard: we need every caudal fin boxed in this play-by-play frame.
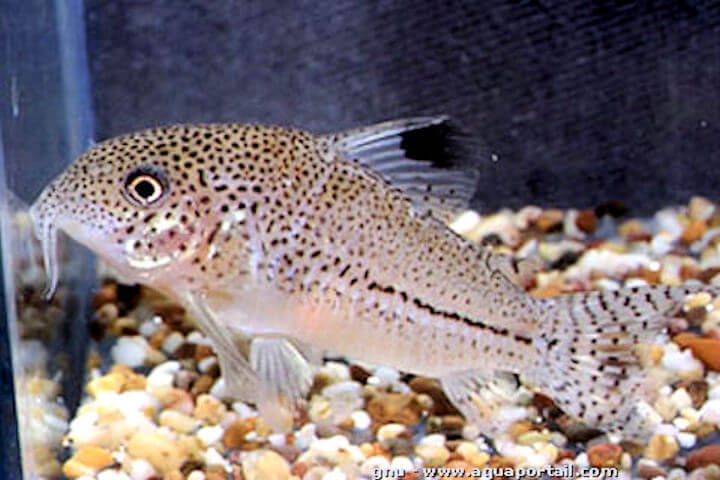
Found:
[533,284,711,440]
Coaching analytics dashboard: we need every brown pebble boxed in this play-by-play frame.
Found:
[443,459,474,478]
[408,377,460,416]
[205,465,227,480]
[349,364,372,384]
[149,328,170,350]
[687,445,720,471]
[637,460,667,479]
[587,443,623,468]
[529,284,564,298]
[440,415,465,433]
[673,333,720,370]
[675,380,709,409]
[223,418,261,450]
[174,342,197,359]
[556,415,603,443]
[367,393,423,426]
[92,283,117,310]
[575,209,598,234]
[194,344,214,361]
[291,462,309,477]
[191,375,215,396]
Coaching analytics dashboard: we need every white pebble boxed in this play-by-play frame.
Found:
[161,331,184,354]
[196,425,224,447]
[209,378,227,399]
[268,432,287,448]
[699,398,720,424]
[203,447,229,468]
[390,456,415,473]
[130,459,156,480]
[654,423,679,438]
[322,469,347,480]
[111,336,148,368]
[295,423,318,450]
[197,356,218,374]
[449,210,481,235]
[661,349,704,376]
[186,330,209,344]
[138,319,161,337]
[677,432,697,449]
[98,470,131,480]
[318,362,351,383]
[670,388,694,410]
[350,410,371,430]
[232,401,258,420]
[575,452,589,468]
[360,456,391,478]
[187,471,206,480]
[708,385,720,400]
[419,433,446,447]
[147,361,181,388]
[368,366,400,388]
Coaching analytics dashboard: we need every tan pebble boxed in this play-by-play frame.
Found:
[673,333,720,370]
[687,445,720,471]
[587,443,623,468]
[693,421,717,438]
[191,375,215,396]
[416,444,451,468]
[149,328,170,349]
[689,196,715,221]
[536,209,564,232]
[440,415,465,432]
[443,459,474,478]
[291,461,309,477]
[87,372,126,397]
[507,420,534,439]
[618,220,651,241]
[95,302,119,324]
[160,388,195,415]
[164,470,185,480]
[193,394,227,424]
[159,410,200,434]
[529,284,563,298]
[575,209,598,234]
[682,219,707,244]
[643,434,679,462]
[685,292,713,310]
[127,431,186,474]
[61,445,115,478]
[109,364,146,390]
[241,449,291,480]
[204,465,226,480]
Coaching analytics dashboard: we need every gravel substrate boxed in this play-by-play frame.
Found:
[14,198,720,479]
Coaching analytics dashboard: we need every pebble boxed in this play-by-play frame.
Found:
[193,394,227,424]
[350,410,372,430]
[687,445,720,471]
[161,331,185,355]
[586,443,623,468]
[146,361,181,389]
[126,431,186,474]
[196,425,224,447]
[62,445,115,478]
[241,450,291,480]
[415,444,451,468]
[661,346,705,380]
[110,336,148,368]
[673,333,720,371]
[128,459,156,480]
[699,398,720,424]
[158,409,199,434]
[643,434,679,462]
[637,458,668,479]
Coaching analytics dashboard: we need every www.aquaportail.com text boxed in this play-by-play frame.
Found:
[371,464,620,479]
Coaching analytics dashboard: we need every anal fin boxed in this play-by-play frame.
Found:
[250,336,315,406]
[440,370,523,437]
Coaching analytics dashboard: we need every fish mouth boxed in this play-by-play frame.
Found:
[29,200,60,300]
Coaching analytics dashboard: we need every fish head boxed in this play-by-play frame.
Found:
[30,125,230,297]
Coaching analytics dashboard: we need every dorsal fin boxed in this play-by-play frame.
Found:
[321,117,479,222]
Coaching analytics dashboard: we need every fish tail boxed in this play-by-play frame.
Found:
[531,284,711,439]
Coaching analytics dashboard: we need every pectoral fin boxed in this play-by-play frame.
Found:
[440,370,523,437]
[183,292,259,402]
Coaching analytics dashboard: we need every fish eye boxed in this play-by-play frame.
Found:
[123,165,169,207]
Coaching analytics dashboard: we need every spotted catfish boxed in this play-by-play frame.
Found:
[30,117,707,438]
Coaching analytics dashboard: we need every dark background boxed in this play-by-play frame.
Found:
[84,0,720,214]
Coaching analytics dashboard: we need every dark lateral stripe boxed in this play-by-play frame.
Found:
[366,281,533,345]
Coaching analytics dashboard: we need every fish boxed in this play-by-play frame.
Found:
[29,116,713,439]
